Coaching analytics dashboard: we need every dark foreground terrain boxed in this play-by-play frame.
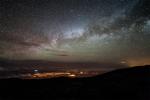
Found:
[0,65,149,100]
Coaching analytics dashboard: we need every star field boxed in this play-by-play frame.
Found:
[0,0,150,67]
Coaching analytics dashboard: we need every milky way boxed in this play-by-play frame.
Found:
[0,0,150,67]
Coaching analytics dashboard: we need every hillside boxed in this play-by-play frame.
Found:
[0,65,149,100]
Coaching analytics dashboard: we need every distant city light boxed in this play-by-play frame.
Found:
[80,71,84,74]
[68,74,76,78]
[23,70,101,79]
[34,69,39,73]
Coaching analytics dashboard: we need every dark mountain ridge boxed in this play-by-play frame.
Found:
[0,65,149,100]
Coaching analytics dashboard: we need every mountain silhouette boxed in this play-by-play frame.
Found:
[0,65,149,100]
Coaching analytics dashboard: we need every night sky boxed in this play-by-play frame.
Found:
[0,0,150,68]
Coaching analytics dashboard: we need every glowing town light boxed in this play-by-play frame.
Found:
[68,74,76,78]
[34,69,39,73]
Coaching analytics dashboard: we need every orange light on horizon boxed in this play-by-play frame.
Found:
[68,74,76,78]
[125,58,150,67]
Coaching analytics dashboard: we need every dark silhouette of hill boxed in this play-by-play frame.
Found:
[0,65,149,100]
